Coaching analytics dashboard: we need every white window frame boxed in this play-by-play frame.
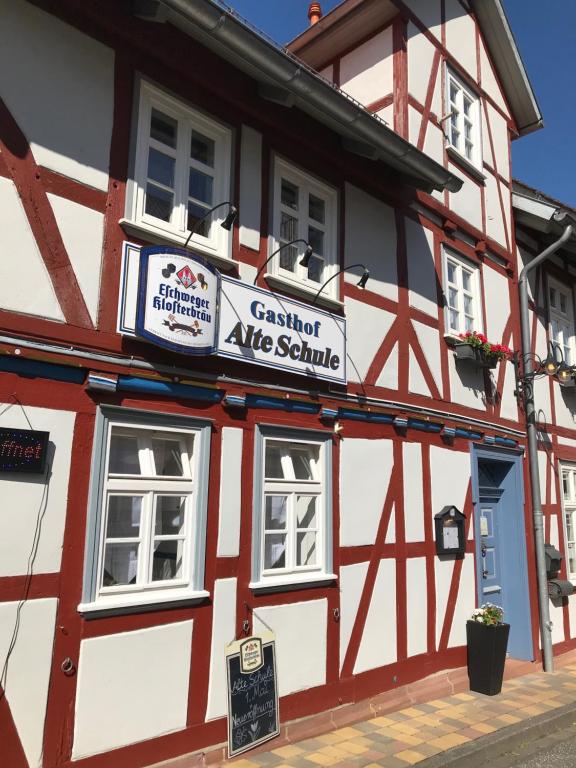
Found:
[548,277,576,366]
[560,463,576,582]
[269,157,339,301]
[124,79,233,265]
[445,66,482,171]
[80,406,211,613]
[442,247,483,337]
[251,426,335,590]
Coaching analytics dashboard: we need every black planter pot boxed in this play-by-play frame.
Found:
[454,343,499,370]
[466,620,510,695]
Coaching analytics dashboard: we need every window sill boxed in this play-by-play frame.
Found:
[119,218,238,272]
[249,573,337,593]
[446,146,486,184]
[78,589,210,618]
[263,273,344,311]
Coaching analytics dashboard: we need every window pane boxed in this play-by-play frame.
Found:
[155,496,186,535]
[280,244,298,272]
[297,531,317,566]
[189,169,213,205]
[291,445,319,480]
[106,496,142,537]
[462,270,472,291]
[309,194,325,223]
[465,141,473,160]
[561,294,567,313]
[103,543,138,586]
[451,127,459,148]
[307,254,324,284]
[463,96,472,116]
[148,148,175,188]
[447,262,457,284]
[550,288,557,307]
[264,534,286,569]
[265,496,287,530]
[464,295,473,315]
[450,309,459,329]
[152,540,184,581]
[448,287,458,308]
[265,444,285,478]
[146,184,173,222]
[187,201,210,237]
[296,496,317,528]
[464,315,474,332]
[281,179,299,210]
[152,438,185,476]
[190,130,215,167]
[151,109,177,148]
[450,82,459,103]
[280,212,297,243]
[109,434,141,474]
[308,226,324,256]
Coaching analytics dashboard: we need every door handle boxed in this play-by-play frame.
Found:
[481,543,487,557]
[482,569,489,579]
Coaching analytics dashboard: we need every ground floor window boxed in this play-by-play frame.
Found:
[561,463,576,581]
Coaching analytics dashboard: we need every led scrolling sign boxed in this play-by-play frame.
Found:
[0,428,49,474]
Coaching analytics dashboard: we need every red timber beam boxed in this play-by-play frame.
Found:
[0,97,94,329]
[0,685,28,768]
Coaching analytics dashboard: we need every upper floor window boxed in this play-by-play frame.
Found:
[548,278,575,365]
[445,68,482,169]
[127,80,232,262]
[270,157,338,299]
[443,248,482,336]
[561,464,576,581]
[80,407,211,613]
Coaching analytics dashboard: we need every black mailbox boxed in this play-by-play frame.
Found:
[435,506,466,557]
[544,543,562,579]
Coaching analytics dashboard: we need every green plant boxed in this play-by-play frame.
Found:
[470,603,504,625]
[458,331,511,361]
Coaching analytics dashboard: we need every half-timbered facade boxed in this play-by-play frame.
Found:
[0,1,559,767]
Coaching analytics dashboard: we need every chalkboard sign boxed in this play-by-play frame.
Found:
[0,428,49,473]
[226,633,280,758]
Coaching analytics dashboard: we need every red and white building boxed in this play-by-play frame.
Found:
[1,1,572,767]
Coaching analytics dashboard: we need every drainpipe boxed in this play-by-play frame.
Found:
[519,213,573,673]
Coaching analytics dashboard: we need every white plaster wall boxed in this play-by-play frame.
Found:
[485,172,507,247]
[339,562,369,670]
[557,435,576,449]
[355,558,397,673]
[483,266,510,344]
[500,181,512,248]
[406,219,438,318]
[447,555,475,647]
[434,558,453,649]
[538,450,550,508]
[376,341,398,391]
[485,104,510,180]
[376,103,394,127]
[407,22,438,108]
[444,0,477,80]
[403,0,442,42]
[568,592,576,638]
[408,105,422,148]
[252,600,327,696]
[424,123,445,167]
[553,382,576,430]
[339,28,393,107]
[344,299,395,384]
[239,126,262,251]
[217,428,243,558]
[550,594,565,645]
[47,194,105,325]
[73,621,193,758]
[340,438,394,546]
[0,177,65,321]
[413,322,442,391]
[406,557,427,657]
[0,598,57,768]
[430,447,471,520]
[238,261,257,284]
[409,346,432,398]
[549,514,560,550]
[448,349,487,410]
[0,405,75,577]
[499,362,520,423]
[345,184,397,302]
[0,0,114,191]
[206,578,237,721]
[448,165,483,232]
[479,36,510,118]
[403,443,424,542]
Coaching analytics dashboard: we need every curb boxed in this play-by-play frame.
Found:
[417,701,576,768]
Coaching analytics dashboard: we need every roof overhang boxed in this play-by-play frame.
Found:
[288,0,542,138]
[134,0,462,194]
[513,182,576,253]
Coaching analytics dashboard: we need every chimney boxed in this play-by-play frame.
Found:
[308,2,322,25]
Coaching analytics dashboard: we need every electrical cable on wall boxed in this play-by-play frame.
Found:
[0,395,53,700]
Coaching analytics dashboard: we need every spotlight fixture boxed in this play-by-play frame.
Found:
[298,245,315,269]
[183,201,237,249]
[312,263,370,304]
[557,363,575,387]
[253,239,312,285]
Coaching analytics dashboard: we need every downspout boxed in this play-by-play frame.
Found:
[518,215,573,672]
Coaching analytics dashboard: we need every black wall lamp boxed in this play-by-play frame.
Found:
[253,239,313,285]
[514,342,576,402]
[183,201,237,249]
[310,262,370,304]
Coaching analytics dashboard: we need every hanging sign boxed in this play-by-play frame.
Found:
[0,428,49,473]
[135,246,219,354]
[218,277,346,384]
[226,633,280,758]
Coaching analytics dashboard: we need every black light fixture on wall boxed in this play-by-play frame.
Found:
[253,239,313,285]
[514,341,576,401]
[307,262,370,304]
[183,201,237,249]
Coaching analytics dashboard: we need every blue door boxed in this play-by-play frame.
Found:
[471,447,533,661]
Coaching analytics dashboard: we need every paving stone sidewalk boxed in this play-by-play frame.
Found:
[229,661,576,768]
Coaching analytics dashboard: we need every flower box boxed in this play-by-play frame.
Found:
[454,343,498,370]
[466,620,510,695]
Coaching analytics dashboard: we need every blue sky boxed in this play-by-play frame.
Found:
[226,1,576,208]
